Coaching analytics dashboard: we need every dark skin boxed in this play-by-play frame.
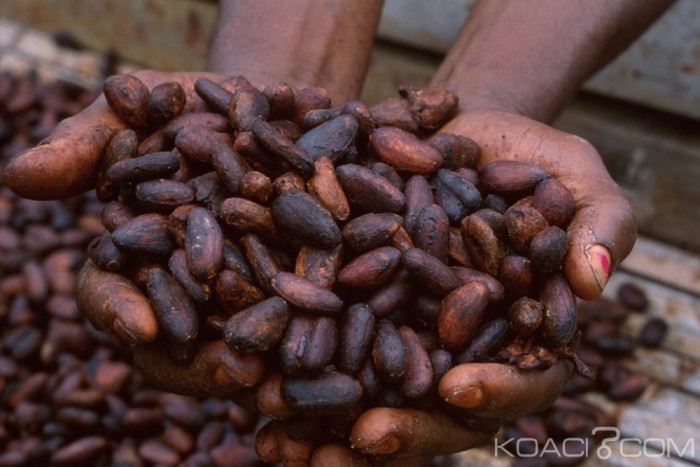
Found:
[3,0,674,465]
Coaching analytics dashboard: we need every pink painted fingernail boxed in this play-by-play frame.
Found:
[444,384,484,408]
[587,243,611,292]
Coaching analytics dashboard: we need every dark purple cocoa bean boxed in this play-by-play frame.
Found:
[271,189,341,248]
[529,225,568,273]
[336,164,406,214]
[338,303,376,374]
[194,77,233,114]
[112,213,173,256]
[229,86,270,131]
[271,271,343,314]
[372,320,406,383]
[106,151,180,185]
[281,370,362,415]
[540,273,577,347]
[296,114,358,163]
[399,326,433,398]
[413,204,450,262]
[146,267,198,344]
[263,80,295,120]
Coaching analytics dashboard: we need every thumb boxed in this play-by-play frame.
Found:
[4,97,124,200]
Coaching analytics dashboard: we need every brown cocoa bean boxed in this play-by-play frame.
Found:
[456,318,509,364]
[100,200,135,232]
[240,170,273,205]
[438,281,490,352]
[251,119,314,174]
[617,282,649,311]
[399,85,458,130]
[134,179,195,212]
[370,126,443,174]
[367,269,414,318]
[224,297,290,353]
[148,81,186,122]
[87,233,127,272]
[271,271,343,314]
[337,246,402,288]
[529,225,568,273]
[294,243,343,289]
[175,126,231,164]
[220,197,278,239]
[215,269,265,314]
[479,160,550,194]
[211,145,249,195]
[532,177,575,227]
[638,317,668,348]
[164,112,230,139]
[451,266,505,304]
[370,96,420,134]
[399,325,433,398]
[307,156,350,222]
[291,86,331,126]
[403,175,434,235]
[497,255,535,299]
[103,74,150,127]
[185,207,224,281]
[229,86,270,131]
[97,129,138,202]
[341,212,405,254]
[240,233,282,295]
[402,247,460,297]
[263,80,295,120]
[428,133,479,170]
[509,297,544,337]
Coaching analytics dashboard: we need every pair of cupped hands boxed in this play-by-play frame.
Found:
[4,70,636,466]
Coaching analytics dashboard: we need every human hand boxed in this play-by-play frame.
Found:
[3,70,238,200]
[439,109,636,300]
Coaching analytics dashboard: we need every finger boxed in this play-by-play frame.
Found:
[350,407,495,458]
[4,96,125,200]
[439,360,571,419]
[255,420,315,467]
[442,109,637,298]
[310,443,372,467]
[133,340,265,398]
[76,259,158,343]
[562,171,637,300]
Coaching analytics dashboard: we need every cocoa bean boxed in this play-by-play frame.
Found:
[281,371,362,416]
[271,271,343,314]
[224,297,290,353]
[215,269,265,314]
[307,156,350,222]
[509,297,544,337]
[97,129,138,202]
[211,145,249,195]
[398,85,458,130]
[402,247,460,297]
[296,114,358,163]
[146,268,198,344]
[271,188,341,248]
[399,325,433,398]
[479,160,550,194]
[229,86,270,131]
[134,179,195,212]
[372,320,406,383]
[251,119,314,174]
[532,177,575,227]
[413,204,450,262]
[263,80,295,120]
[428,133,480,170]
[541,273,577,347]
[438,281,490,352]
[106,151,180,185]
[112,213,174,256]
[338,303,376,374]
[294,243,343,289]
[148,81,186,122]
[103,74,149,127]
[185,207,223,281]
[370,126,443,174]
[337,246,402,288]
[240,170,273,205]
[529,225,568,273]
[370,96,420,133]
[336,163,406,213]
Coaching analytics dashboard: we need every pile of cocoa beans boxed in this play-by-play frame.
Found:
[0,72,265,467]
[86,74,588,436]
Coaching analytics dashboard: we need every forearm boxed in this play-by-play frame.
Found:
[431,0,674,122]
[208,0,384,103]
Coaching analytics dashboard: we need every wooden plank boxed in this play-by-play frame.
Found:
[615,237,700,296]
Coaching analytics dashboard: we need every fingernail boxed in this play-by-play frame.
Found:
[586,243,611,292]
[112,317,140,342]
[365,435,400,455]
[213,365,239,389]
[444,384,484,408]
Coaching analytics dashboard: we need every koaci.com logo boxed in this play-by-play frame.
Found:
[494,427,695,460]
